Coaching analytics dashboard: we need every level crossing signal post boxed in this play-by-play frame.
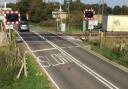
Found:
[64,0,71,33]
[83,9,95,42]
[4,11,20,43]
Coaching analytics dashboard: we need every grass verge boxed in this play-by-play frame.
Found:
[0,46,50,89]
[90,41,128,67]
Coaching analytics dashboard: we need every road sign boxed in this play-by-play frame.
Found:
[6,24,13,29]
[52,11,58,18]
[0,15,4,20]
[89,20,98,26]
[88,25,94,30]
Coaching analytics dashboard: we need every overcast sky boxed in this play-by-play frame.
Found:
[0,0,128,7]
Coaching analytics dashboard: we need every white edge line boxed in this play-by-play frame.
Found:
[57,45,119,89]
[34,24,128,74]
[31,30,119,89]
[16,31,60,89]
[57,31,128,74]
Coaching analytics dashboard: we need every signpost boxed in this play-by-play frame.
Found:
[52,11,58,19]
[83,9,95,41]
[6,24,13,29]
[88,20,98,26]
[88,25,94,30]
[64,0,71,33]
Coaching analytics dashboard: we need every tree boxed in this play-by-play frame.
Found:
[121,5,128,15]
[7,3,17,10]
[106,7,112,15]
[113,5,121,15]
[18,0,61,23]
[18,0,30,16]
[70,2,85,11]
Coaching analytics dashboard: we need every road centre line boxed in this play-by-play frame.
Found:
[32,30,119,89]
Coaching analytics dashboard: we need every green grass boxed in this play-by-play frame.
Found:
[0,47,50,89]
[65,26,83,34]
[30,23,56,32]
[30,23,83,34]
[90,41,128,67]
[10,55,50,89]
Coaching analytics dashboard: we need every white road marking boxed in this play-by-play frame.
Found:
[51,54,62,66]
[38,53,72,67]
[16,31,61,89]
[32,48,56,52]
[32,46,80,53]
[38,56,51,68]
[60,54,72,63]
[57,54,69,63]
[25,41,47,43]
[53,54,65,64]
[61,45,80,49]
[32,30,119,89]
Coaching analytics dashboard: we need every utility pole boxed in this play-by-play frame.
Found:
[58,0,62,33]
[67,3,70,33]
[100,0,105,48]
[4,0,6,10]
[64,0,71,33]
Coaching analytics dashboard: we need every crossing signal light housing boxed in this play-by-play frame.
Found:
[4,11,20,24]
[84,9,95,20]
[6,13,18,22]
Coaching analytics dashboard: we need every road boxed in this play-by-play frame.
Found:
[18,27,128,89]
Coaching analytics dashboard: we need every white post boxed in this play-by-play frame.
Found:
[4,0,6,10]
[59,0,62,32]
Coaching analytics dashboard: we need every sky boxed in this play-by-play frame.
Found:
[0,0,128,7]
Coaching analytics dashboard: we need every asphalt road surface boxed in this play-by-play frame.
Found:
[18,27,128,89]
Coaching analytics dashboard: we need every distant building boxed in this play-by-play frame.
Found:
[103,15,128,32]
